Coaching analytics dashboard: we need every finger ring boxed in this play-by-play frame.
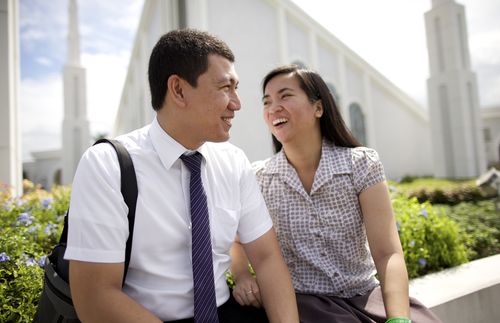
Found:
[246,290,253,294]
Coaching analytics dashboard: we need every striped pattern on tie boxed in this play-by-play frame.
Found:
[180,152,219,323]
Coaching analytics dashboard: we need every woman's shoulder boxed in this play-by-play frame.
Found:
[251,156,275,176]
[350,146,381,163]
[323,143,380,166]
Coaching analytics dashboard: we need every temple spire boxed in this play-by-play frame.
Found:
[425,0,486,177]
[62,0,90,184]
[67,0,81,65]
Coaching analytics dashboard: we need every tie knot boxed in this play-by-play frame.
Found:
[180,152,203,173]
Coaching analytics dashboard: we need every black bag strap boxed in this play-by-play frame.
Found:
[59,139,138,286]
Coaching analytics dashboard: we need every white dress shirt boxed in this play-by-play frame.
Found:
[64,117,273,321]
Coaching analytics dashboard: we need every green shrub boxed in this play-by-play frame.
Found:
[392,194,468,278]
[392,178,494,205]
[0,178,495,320]
[0,183,69,322]
[435,200,500,260]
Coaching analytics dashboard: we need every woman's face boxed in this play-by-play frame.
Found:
[262,73,322,146]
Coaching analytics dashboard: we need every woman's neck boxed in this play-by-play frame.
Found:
[283,133,322,193]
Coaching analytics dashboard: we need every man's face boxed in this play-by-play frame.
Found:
[183,54,241,147]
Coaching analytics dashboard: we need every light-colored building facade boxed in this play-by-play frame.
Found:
[482,106,500,167]
[0,0,22,196]
[23,150,62,190]
[114,0,440,179]
[425,0,486,178]
[61,0,90,184]
[19,0,500,188]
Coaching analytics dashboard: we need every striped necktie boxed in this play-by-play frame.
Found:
[180,152,219,323]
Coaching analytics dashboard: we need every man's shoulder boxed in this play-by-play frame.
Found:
[83,125,150,164]
[114,124,151,150]
[204,141,246,158]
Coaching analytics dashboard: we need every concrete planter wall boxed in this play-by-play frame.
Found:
[410,253,500,322]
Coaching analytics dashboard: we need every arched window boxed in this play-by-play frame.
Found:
[291,60,307,69]
[349,103,367,145]
[54,169,62,186]
[326,82,340,105]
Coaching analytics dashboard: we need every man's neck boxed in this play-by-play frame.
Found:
[156,113,204,151]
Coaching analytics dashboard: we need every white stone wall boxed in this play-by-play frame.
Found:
[25,150,62,190]
[113,0,453,179]
[410,254,500,322]
[482,106,500,167]
[0,0,22,195]
[425,1,486,178]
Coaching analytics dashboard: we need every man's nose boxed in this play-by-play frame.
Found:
[229,91,241,111]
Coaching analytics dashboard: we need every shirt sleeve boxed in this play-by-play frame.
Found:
[64,143,129,263]
[352,147,386,194]
[237,153,273,244]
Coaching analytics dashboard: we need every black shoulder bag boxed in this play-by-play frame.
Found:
[33,139,138,323]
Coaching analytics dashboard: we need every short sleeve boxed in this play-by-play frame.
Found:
[351,147,386,194]
[237,154,273,244]
[64,143,129,263]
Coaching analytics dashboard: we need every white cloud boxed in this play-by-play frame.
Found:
[470,29,500,66]
[20,74,63,160]
[83,51,131,136]
[21,29,47,42]
[290,0,500,108]
[35,56,53,66]
[103,0,144,32]
[20,48,133,161]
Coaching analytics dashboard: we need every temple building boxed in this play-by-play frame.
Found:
[17,0,500,190]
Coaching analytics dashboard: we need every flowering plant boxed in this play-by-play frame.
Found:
[391,193,468,278]
[0,181,69,322]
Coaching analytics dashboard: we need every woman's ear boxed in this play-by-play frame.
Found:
[315,100,324,118]
[167,75,186,107]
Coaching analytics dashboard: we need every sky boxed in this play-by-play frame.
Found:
[19,0,500,161]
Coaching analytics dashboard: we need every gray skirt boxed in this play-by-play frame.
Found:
[296,286,442,323]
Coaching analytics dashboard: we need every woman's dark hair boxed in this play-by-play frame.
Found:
[148,29,235,111]
[262,65,361,152]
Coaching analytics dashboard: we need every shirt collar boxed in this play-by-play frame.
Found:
[261,139,352,177]
[149,117,208,169]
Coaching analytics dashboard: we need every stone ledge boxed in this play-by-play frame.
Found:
[409,253,500,322]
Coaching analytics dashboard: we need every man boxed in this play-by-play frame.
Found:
[64,29,299,323]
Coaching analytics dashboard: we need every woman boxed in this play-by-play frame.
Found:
[230,65,441,323]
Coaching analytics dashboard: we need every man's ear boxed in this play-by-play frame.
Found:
[167,75,187,107]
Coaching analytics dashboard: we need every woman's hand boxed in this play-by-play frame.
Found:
[232,275,262,308]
